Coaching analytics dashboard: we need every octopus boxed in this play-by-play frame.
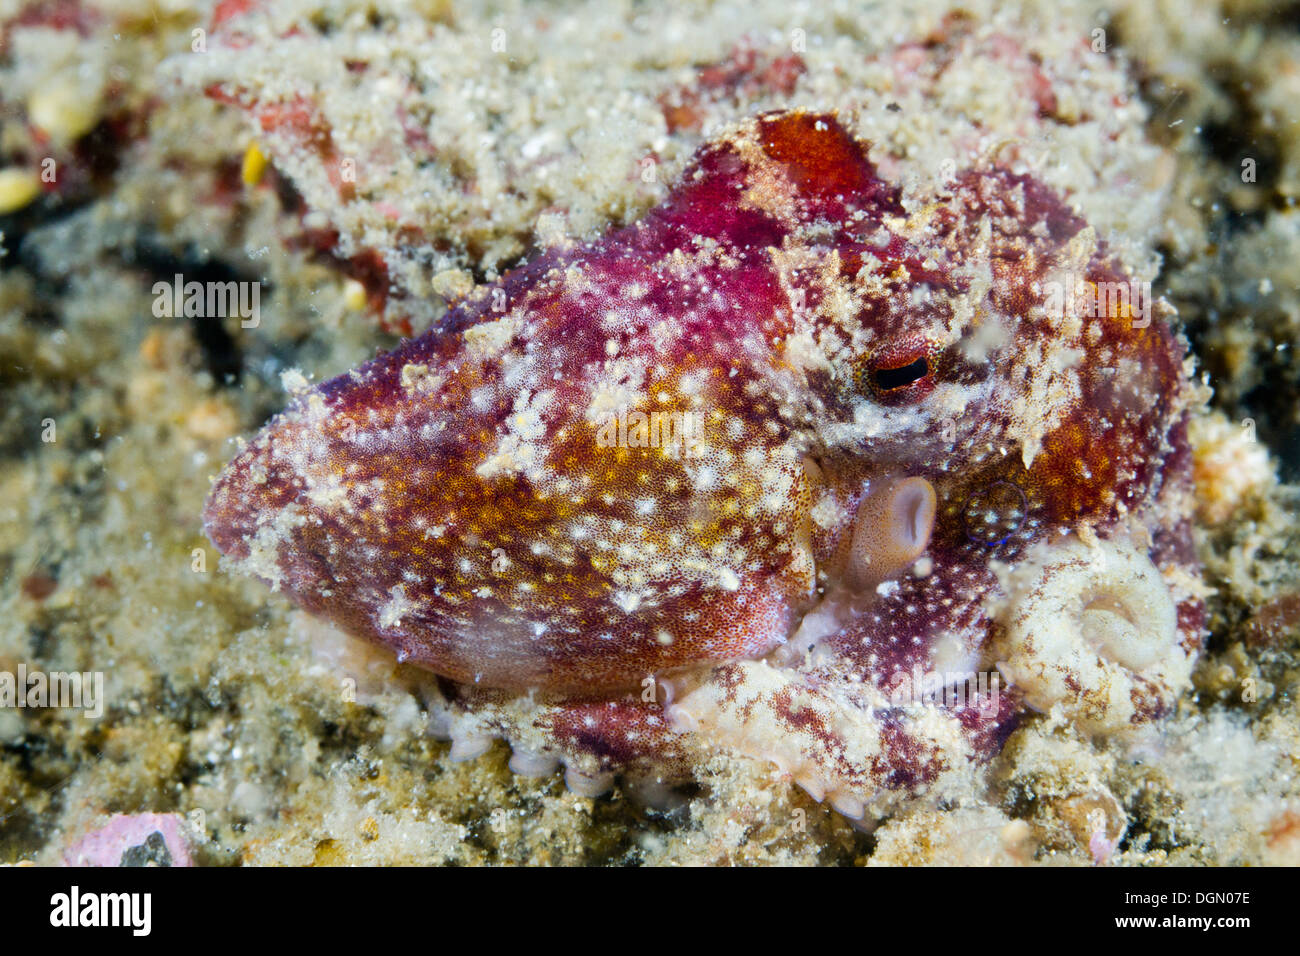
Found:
[202,110,1205,822]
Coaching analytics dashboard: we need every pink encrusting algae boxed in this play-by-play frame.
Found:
[61,813,195,867]
[201,106,1206,822]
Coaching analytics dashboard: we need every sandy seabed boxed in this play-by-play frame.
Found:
[1,0,1299,865]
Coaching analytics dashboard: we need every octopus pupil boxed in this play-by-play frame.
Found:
[873,356,929,391]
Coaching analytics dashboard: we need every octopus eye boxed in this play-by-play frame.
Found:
[871,356,929,391]
[856,337,940,402]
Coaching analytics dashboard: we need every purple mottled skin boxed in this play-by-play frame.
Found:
[205,111,1203,817]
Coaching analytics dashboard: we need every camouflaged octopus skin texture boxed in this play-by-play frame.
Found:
[204,111,1204,820]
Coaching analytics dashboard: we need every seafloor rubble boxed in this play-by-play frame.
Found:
[1,0,1298,866]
